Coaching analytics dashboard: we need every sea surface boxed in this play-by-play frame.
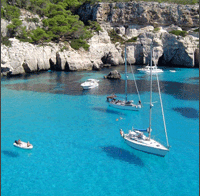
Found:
[1,66,199,196]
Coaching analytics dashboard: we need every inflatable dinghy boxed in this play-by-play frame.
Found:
[13,141,33,149]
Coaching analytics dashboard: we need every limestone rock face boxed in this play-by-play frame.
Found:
[126,25,154,38]
[1,38,56,75]
[159,33,198,67]
[78,2,199,29]
[19,9,43,31]
[88,29,124,66]
[1,19,10,37]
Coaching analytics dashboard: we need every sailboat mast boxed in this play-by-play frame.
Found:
[149,44,153,139]
[125,46,128,102]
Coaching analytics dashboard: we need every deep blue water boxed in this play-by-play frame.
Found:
[1,66,199,196]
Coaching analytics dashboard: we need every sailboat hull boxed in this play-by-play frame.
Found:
[109,102,141,111]
[122,135,169,157]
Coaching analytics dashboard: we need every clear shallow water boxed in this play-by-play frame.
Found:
[1,66,199,196]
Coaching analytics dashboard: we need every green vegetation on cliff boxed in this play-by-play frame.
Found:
[1,0,99,49]
[108,29,124,44]
[169,30,187,37]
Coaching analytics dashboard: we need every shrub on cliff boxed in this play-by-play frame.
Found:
[41,2,93,48]
[193,28,199,32]
[42,11,86,41]
[108,29,124,44]
[88,20,102,32]
[29,27,51,44]
[17,27,31,42]
[169,30,187,37]
[7,18,22,37]
[126,37,137,42]
[70,39,90,50]
[153,27,160,32]
[1,4,20,20]
[1,33,11,47]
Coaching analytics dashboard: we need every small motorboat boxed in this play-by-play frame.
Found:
[13,140,33,149]
[81,79,99,90]
[138,65,163,73]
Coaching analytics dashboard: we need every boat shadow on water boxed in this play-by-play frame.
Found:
[2,150,20,158]
[101,146,144,167]
[93,107,127,116]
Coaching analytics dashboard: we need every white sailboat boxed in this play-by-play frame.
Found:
[107,46,142,111]
[120,44,170,157]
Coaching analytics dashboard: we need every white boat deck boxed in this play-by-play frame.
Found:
[125,134,166,150]
[138,66,163,73]
[81,79,99,89]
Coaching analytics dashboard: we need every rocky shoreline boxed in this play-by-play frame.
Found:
[1,2,199,77]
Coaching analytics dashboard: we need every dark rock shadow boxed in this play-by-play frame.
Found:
[101,146,144,166]
[2,150,20,157]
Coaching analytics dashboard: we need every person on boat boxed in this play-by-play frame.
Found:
[120,129,124,137]
[138,100,142,105]
[27,141,31,147]
[17,139,22,144]
[107,94,116,102]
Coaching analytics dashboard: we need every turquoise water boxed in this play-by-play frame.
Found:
[1,66,199,196]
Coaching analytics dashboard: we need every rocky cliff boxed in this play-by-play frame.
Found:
[1,2,199,76]
[78,2,199,29]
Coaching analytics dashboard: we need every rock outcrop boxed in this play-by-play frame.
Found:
[104,70,121,79]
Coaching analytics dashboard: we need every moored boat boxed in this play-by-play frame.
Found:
[81,79,99,90]
[13,140,33,149]
[120,43,170,157]
[107,45,142,111]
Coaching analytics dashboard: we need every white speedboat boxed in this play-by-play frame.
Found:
[81,79,99,90]
[13,141,33,149]
[120,43,170,157]
[138,65,163,73]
